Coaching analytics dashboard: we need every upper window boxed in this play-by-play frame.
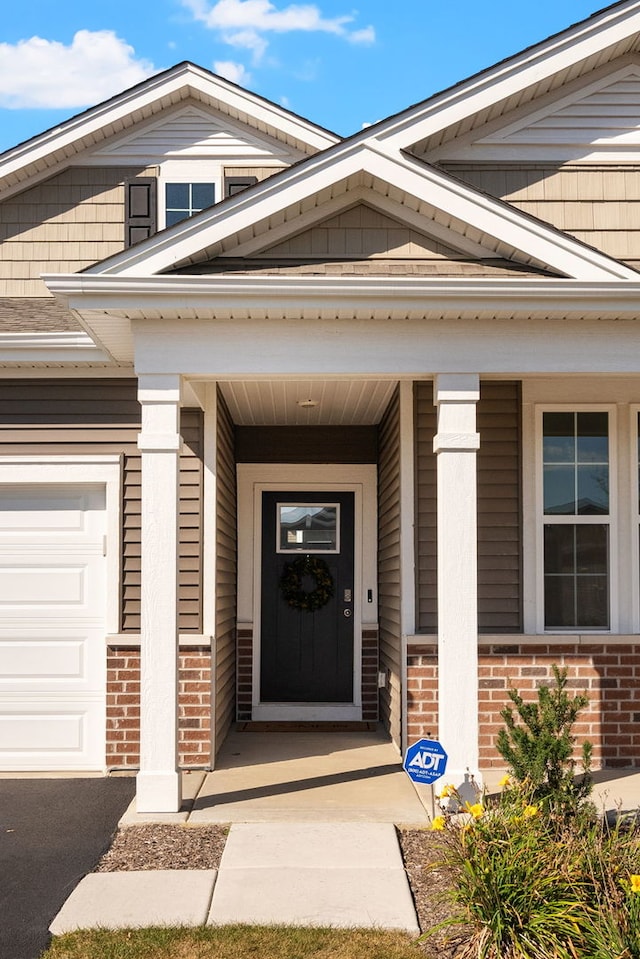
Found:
[541,411,610,630]
[165,183,215,227]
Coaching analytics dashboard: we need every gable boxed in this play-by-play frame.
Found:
[423,62,640,164]
[91,104,304,165]
[258,202,475,260]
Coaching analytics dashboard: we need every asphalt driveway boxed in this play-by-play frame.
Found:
[0,776,135,959]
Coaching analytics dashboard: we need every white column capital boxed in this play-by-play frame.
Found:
[433,373,480,406]
[137,373,182,406]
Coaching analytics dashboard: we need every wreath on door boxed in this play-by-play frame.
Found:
[279,555,334,612]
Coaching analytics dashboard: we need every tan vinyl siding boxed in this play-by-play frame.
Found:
[262,203,466,259]
[215,388,237,753]
[0,166,154,296]
[415,383,437,631]
[441,163,640,267]
[0,379,203,632]
[415,380,522,634]
[377,385,402,748]
[223,166,286,182]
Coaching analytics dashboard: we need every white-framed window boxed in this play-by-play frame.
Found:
[538,407,615,631]
[165,182,215,227]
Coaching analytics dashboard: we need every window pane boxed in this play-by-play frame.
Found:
[577,412,608,463]
[278,505,338,552]
[191,183,215,210]
[544,525,575,574]
[575,524,608,573]
[576,576,609,628]
[577,465,609,514]
[166,183,189,208]
[544,465,575,514]
[543,412,575,463]
[544,575,575,629]
[166,209,188,227]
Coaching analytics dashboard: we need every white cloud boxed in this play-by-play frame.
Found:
[214,59,252,85]
[0,30,156,109]
[182,0,374,61]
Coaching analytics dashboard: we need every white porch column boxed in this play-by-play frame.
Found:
[433,374,481,786]
[136,374,182,813]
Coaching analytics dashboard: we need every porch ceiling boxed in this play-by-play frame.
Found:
[217,379,396,426]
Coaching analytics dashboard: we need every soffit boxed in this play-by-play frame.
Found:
[420,56,640,163]
[409,34,640,157]
[218,379,396,425]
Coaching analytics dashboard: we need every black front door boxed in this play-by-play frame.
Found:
[260,491,354,703]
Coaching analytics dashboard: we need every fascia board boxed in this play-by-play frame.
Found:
[374,2,640,152]
[42,273,640,318]
[0,64,337,194]
[84,142,638,281]
[0,331,113,363]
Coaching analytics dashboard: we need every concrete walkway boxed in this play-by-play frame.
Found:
[48,729,640,938]
[50,822,420,934]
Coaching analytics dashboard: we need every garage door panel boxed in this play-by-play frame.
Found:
[0,627,104,690]
[0,696,105,771]
[0,485,107,771]
[0,488,105,542]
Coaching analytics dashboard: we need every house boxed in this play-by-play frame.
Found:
[2,2,640,813]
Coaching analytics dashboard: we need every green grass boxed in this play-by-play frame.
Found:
[41,925,426,959]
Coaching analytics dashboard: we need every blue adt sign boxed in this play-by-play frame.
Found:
[403,739,448,785]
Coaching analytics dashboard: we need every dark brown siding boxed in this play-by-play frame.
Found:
[235,426,377,463]
[0,379,204,633]
[377,385,402,748]
[215,388,237,751]
[414,380,522,634]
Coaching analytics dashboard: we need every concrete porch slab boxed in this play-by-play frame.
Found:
[49,870,217,934]
[188,729,429,823]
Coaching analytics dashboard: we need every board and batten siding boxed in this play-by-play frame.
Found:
[377,385,402,748]
[415,380,522,633]
[0,379,203,633]
[0,166,155,297]
[440,163,640,269]
[215,388,237,750]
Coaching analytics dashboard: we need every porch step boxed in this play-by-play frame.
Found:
[237,721,378,732]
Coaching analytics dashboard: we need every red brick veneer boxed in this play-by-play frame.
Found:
[106,647,212,768]
[407,643,640,769]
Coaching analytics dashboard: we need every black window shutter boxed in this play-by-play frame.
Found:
[124,177,157,247]
[225,175,258,198]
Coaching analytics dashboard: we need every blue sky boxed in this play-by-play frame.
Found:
[0,0,611,153]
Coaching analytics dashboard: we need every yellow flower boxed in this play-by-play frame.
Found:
[630,875,640,893]
[522,805,539,819]
[466,802,484,819]
[430,816,445,831]
[498,774,512,787]
[437,784,456,799]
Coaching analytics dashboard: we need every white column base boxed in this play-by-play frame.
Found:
[135,770,182,814]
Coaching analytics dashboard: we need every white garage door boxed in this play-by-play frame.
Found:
[0,486,107,770]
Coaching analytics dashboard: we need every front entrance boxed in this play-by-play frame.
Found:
[260,491,354,704]
[237,464,378,723]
